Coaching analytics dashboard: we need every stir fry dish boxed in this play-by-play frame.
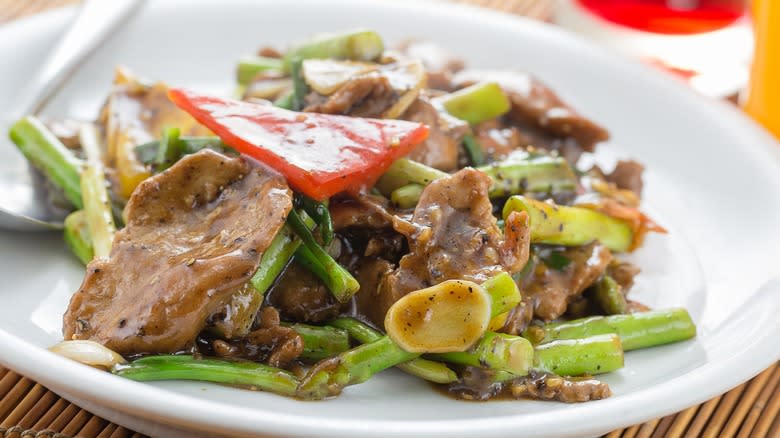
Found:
[12,29,696,403]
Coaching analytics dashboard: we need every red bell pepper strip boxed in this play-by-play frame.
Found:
[168,88,429,200]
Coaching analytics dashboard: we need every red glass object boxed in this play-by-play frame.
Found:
[576,0,746,35]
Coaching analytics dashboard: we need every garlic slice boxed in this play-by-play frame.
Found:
[302,59,378,95]
[381,60,425,120]
[385,280,491,353]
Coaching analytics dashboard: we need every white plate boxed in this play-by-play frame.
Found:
[1,1,779,437]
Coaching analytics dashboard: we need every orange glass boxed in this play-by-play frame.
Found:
[743,0,780,140]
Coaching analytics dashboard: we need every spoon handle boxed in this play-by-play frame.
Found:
[10,0,144,119]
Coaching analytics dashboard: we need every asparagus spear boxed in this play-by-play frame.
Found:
[151,127,182,172]
[503,195,634,252]
[462,134,485,166]
[250,225,301,295]
[533,334,624,376]
[285,323,351,361]
[289,57,308,111]
[274,91,295,110]
[135,136,230,165]
[297,195,334,245]
[431,332,534,376]
[236,55,284,86]
[377,156,578,206]
[330,317,458,384]
[63,210,93,265]
[375,157,449,194]
[297,335,417,399]
[478,156,578,198]
[9,116,84,209]
[390,184,424,209]
[250,211,320,297]
[79,125,116,259]
[592,275,628,315]
[113,355,299,396]
[287,208,359,303]
[482,272,523,317]
[437,82,511,125]
[297,273,519,398]
[523,308,696,351]
[282,29,384,72]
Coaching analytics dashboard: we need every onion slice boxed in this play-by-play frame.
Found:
[49,340,127,369]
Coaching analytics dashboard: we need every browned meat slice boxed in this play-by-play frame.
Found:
[523,243,612,321]
[267,262,342,324]
[608,261,641,293]
[63,150,293,355]
[330,195,395,231]
[447,367,505,401]
[257,46,282,58]
[352,257,396,328]
[510,372,612,402]
[397,41,465,90]
[44,118,83,149]
[304,74,396,118]
[211,307,303,368]
[363,233,405,259]
[606,160,645,195]
[453,70,609,152]
[448,369,611,402]
[627,300,651,313]
[500,299,536,336]
[401,96,469,171]
[473,118,529,162]
[376,169,531,325]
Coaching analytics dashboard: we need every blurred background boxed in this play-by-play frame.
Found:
[2,0,773,135]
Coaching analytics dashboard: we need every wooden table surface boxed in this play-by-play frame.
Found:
[0,1,778,437]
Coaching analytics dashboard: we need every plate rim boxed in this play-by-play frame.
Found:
[1,1,779,437]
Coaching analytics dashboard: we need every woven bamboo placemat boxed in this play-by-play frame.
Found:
[0,0,778,437]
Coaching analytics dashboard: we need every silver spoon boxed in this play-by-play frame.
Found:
[0,0,144,232]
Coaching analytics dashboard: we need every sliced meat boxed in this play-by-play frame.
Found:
[63,150,293,355]
[363,233,405,258]
[352,257,396,328]
[330,195,395,231]
[212,307,304,368]
[447,366,505,401]
[267,262,342,324]
[453,70,609,152]
[397,41,465,90]
[257,46,282,58]
[377,169,531,324]
[44,118,83,149]
[304,74,396,118]
[608,261,641,293]
[564,294,600,319]
[523,242,612,321]
[401,96,469,171]
[627,300,651,313]
[510,372,612,402]
[500,299,535,336]
[606,160,645,195]
[448,368,611,402]
[473,118,529,162]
